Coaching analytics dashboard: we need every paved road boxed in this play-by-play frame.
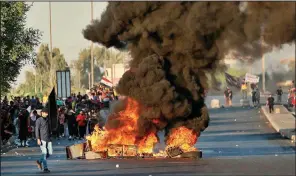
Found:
[1,106,295,176]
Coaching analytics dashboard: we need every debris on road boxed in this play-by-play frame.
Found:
[116,164,119,168]
[66,143,86,159]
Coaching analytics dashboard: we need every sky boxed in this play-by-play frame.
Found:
[15,2,295,86]
[15,1,108,86]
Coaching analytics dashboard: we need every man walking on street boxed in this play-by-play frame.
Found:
[35,108,52,173]
[251,87,257,107]
[255,86,261,107]
[276,87,283,104]
[267,95,275,113]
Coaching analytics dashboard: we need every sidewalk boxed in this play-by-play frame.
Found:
[261,105,296,142]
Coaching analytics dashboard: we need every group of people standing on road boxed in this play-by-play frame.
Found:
[223,81,287,110]
[0,96,44,147]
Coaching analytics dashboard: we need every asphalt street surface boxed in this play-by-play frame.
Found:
[1,99,295,175]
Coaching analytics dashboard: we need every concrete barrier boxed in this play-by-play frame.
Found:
[210,99,220,108]
[261,105,295,142]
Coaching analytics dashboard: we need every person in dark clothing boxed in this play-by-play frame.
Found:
[31,96,37,110]
[267,95,275,113]
[18,109,29,147]
[35,108,52,173]
[66,107,77,140]
[77,92,82,102]
[2,121,14,144]
[252,88,257,107]
[1,110,13,144]
[24,96,30,108]
[276,87,283,103]
[224,88,230,107]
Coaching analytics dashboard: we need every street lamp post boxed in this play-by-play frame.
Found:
[86,69,91,90]
[49,2,53,89]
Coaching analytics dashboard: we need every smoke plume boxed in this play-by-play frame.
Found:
[83,2,295,140]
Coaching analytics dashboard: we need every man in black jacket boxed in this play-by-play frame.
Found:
[35,108,52,173]
[276,87,283,104]
[267,95,275,113]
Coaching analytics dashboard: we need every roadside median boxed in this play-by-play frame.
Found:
[261,105,295,142]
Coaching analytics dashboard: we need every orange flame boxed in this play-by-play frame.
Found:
[165,126,197,152]
[87,98,158,154]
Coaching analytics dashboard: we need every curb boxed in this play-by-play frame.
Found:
[261,105,296,143]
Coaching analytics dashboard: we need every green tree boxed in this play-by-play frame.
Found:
[35,44,68,95]
[15,44,68,96]
[72,46,128,90]
[14,71,36,96]
[0,2,41,99]
[288,60,295,72]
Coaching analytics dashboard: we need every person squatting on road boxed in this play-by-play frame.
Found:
[267,95,275,113]
[35,108,52,173]
[276,87,283,104]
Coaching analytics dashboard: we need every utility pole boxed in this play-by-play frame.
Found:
[262,55,266,93]
[88,72,91,90]
[261,27,266,93]
[90,1,94,88]
[104,47,107,77]
[78,71,81,89]
[49,2,53,90]
[35,72,37,94]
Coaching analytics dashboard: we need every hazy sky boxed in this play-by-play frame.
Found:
[15,2,295,86]
[15,2,108,86]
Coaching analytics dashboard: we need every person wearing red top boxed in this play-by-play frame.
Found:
[76,111,87,139]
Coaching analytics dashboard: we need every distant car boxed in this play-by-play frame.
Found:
[288,88,296,107]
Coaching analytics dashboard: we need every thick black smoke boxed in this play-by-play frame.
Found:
[83,2,295,139]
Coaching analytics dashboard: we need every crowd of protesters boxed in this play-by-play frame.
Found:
[0,85,118,146]
[0,96,43,146]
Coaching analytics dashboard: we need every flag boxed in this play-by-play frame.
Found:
[225,72,241,89]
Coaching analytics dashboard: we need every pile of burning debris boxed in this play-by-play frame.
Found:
[66,98,203,160]
[66,141,202,160]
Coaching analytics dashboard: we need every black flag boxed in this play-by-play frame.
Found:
[225,72,242,89]
[48,88,58,133]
